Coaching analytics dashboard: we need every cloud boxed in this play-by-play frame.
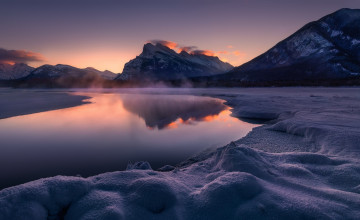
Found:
[148,40,178,49]
[178,46,198,53]
[190,50,216,56]
[216,51,229,55]
[232,50,246,57]
[0,48,45,65]
[190,50,232,57]
[146,40,245,63]
[147,39,216,56]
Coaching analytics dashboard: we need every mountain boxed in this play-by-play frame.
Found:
[216,8,360,84]
[0,63,34,80]
[20,64,117,87]
[84,67,117,80]
[26,64,116,80]
[115,43,233,81]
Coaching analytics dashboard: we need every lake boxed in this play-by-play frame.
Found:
[0,91,258,189]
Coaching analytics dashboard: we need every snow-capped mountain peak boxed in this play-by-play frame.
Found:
[116,43,233,81]
[221,8,360,82]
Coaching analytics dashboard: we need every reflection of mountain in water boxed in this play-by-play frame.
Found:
[121,95,227,129]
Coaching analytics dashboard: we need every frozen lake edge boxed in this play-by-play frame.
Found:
[1,87,360,219]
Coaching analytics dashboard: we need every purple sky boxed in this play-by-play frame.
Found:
[1,0,360,73]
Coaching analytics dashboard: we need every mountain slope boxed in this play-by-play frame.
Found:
[116,43,233,81]
[26,64,116,80]
[84,67,117,80]
[219,8,360,83]
[20,64,117,87]
[0,63,34,80]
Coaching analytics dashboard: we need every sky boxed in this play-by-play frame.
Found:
[1,0,360,73]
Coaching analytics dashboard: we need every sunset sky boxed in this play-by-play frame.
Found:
[1,0,360,73]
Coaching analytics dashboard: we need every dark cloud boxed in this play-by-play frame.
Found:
[178,46,198,53]
[146,40,236,58]
[148,40,200,53]
[0,48,45,64]
[148,40,178,49]
[190,50,215,56]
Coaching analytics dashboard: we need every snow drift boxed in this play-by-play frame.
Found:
[1,87,360,219]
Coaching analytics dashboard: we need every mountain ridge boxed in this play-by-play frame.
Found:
[26,64,117,80]
[13,64,118,88]
[208,8,360,84]
[115,43,233,81]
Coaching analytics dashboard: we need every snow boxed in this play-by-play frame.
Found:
[320,21,330,32]
[0,63,34,80]
[350,72,360,76]
[332,31,360,47]
[330,30,343,37]
[0,89,89,119]
[351,39,360,46]
[286,29,333,58]
[119,43,232,79]
[1,87,360,219]
[328,28,360,47]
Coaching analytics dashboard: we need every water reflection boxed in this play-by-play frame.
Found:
[121,95,227,129]
[0,92,258,189]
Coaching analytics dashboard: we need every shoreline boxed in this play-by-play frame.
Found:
[0,88,90,120]
[1,87,360,219]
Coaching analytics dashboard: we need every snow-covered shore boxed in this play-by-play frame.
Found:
[1,87,360,219]
[0,88,89,119]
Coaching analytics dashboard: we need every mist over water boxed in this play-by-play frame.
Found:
[0,92,257,189]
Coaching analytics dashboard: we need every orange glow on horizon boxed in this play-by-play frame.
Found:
[1,61,16,65]
[201,114,219,122]
[161,41,177,49]
[148,40,178,49]
[27,40,250,73]
[33,49,134,73]
[165,121,179,129]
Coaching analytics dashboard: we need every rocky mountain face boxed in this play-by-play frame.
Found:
[220,8,360,83]
[0,63,34,80]
[116,43,233,81]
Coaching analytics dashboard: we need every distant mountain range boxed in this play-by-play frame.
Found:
[26,64,117,80]
[23,64,117,87]
[209,8,360,85]
[0,64,116,80]
[115,43,233,81]
[1,8,359,87]
[0,64,117,87]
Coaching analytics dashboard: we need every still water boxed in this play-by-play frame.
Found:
[0,92,257,189]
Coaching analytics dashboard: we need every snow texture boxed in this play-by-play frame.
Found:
[0,63,34,80]
[28,64,117,80]
[1,87,360,219]
[0,89,90,119]
[228,9,360,80]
